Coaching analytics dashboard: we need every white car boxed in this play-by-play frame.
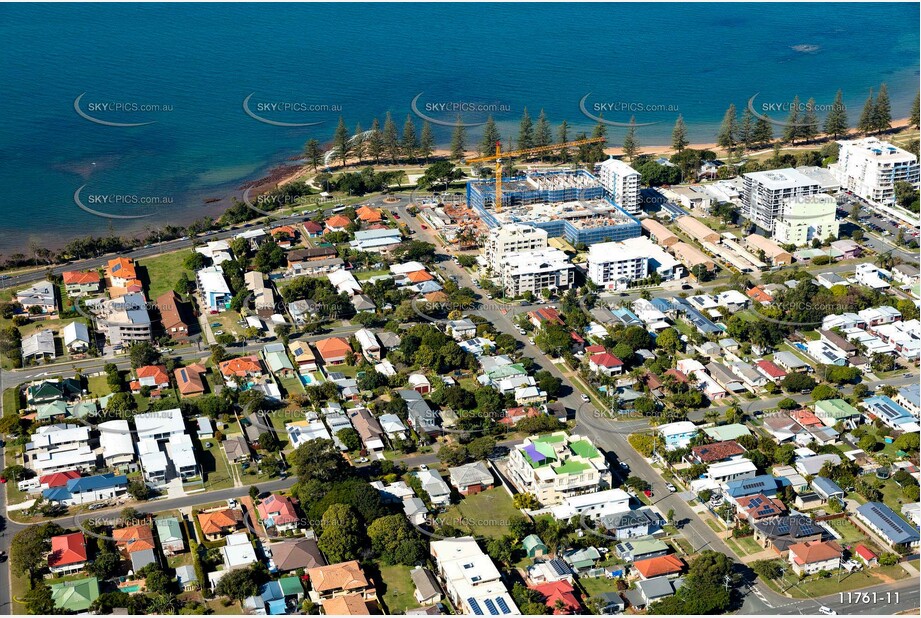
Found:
[580,394,590,402]
[419,464,428,471]
[665,482,677,493]
[528,338,535,345]
[818,607,837,615]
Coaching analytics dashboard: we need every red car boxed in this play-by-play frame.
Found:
[393,214,400,219]
[420,224,428,230]
[643,489,652,498]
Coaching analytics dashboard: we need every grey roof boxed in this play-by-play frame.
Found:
[410,567,441,600]
[811,476,844,498]
[130,548,157,571]
[448,461,494,488]
[636,576,677,602]
[856,502,920,545]
[601,507,660,531]
[176,564,198,585]
[22,329,56,357]
[773,351,809,370]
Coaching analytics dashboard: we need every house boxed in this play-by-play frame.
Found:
[263,342,296,377]
[506,433,611,506]
[21,327,59,363]
[268,537,327,572]
[399,389,440,436]
[448,461,494,496]
[219,355,263,381]
[288,340,318,371]
[551,488,631,521]
[657,421,698,451]
[724,475,782,499]
[223,436,250,463]
[787,540,843,576]
[600,508,662,540]
[26,423,97,476]
[63,270,102,296]
[523,534,549,558]
[615,538,669,563]
[735,494,787,522]
[855,502,920,548]
[196,266,233,312]
[796,453,841,477]
[321,595,374,615]
[409,373,432,394]
[633,554,685,580]
[175,364,207,397]
[131,547,158,572]
[773,351,811,373]
[531,580,582,615]
[314,337,352,365]
[198,508,244,541]
[48,532,89,575]
[687,441,746,465]
[157,290,194,341]
[42,472,128,506]
[588,352,624,376]
[113,524,156,557]
[706,459,757,484]
[348,407,385,451]
[448,319,477,340]
[325,214,352,232]
[62,322,91,353]
[755,360,787,383]
[404,496,429,526]
[176,564,199,591]
[903,503,921,526]
[349,228,403,252]
[50,577,100,613]
[307,560,376,602]
[302,220,324,237]
[351,293,377,313]
[862,396,915,430]
[17,280,58,313]
[595,592,625,615]
[258,494,300,532]
[132,364,170,392]
[354,328,382,361]
[410,567,443,606]
[379,413,407,441]
[811,477,845,503]
[221,533,258,571]
[853,544,878,567]
[134,408,199,486]
[415,469,451,507]
[430,537,519,615]
[753,514,823,553]
[629,576,684,608]
[155,516,186,556]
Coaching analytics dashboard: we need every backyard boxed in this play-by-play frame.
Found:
[377,564,421,614]
[439,487,521,539]
[137,249,195,300]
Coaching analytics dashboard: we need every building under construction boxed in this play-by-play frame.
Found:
[467,169,640,246]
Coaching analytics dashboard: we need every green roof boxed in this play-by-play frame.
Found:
[522,534,547,551]
[814,398,860,419]
[703,423,751,441]
[569,439,600,459]
[264,350,295,372]
[618,538,668,554]
[36,400,69,420]
[534,433,567,444]
[553,461,590,475]
[51,577,100,612]
[155,516,183,542]
[487,363,527,379]
[278,576,304,596]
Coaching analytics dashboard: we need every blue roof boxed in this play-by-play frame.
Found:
[650,297,674,312]
[673,298,722,334]
[900,383,920,410]
[611,308,642,326]
[811,476,844,498]
[267,599,287,615]
[856,502,919,545]
[863,396,913,426]
[68,473,128,493]
[43,487,72,502]
[725,475,779,498]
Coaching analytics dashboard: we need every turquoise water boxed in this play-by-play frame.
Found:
[299,373,317,386]
[0,3,917,252]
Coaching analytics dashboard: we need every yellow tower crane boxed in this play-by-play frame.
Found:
[465,136,607,211]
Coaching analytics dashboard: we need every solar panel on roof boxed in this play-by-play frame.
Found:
[484,599,498,615]
[496,598,511,614]
[469,598,483,615]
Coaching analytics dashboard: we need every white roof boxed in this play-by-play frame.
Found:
[378,413,407,434]
[707,458,757,478]
[134,408,185,438]
[390,262,427,275]
[657,421,698,437]
[63,321,90,346]
[222,533,258,569]
[196,266,231,295]
[355,328,380,352]
[564,488,630,509]
[29,424,90,449]
[98,420,135,460]
[744,168,820,190]
[408,374,430,387]
[286,420,330,448]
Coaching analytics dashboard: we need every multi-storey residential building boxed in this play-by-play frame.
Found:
[496,247,575,297]
[62,270,102,296]
[741,168,822,231]
[95,292,152,345]
[598,158,641,214]
[134,408,199,487]
[485,224,549,272]
[772,193,840,246]
[587,237,684,290]
[430,537,520,615]
[24,424,96,475]
[506,432,611,506]
[196,266,232,312]
[831,137,919,207]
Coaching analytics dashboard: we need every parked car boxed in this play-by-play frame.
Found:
[580,394,590,402]
[666,482,677,492]
[818,607,837,615]
[619,462,630,471]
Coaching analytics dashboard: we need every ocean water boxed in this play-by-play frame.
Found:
[0,2,917,254]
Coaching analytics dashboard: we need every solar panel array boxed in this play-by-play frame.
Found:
[469,598,483,615]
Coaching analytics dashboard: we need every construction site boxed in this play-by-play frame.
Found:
[466,169,641,246]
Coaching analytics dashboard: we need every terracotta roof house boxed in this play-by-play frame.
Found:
[113,525,156,556]
[175,363,207,397]
[528,307,564,328]
[219,356,263,379]
[302,220,324,237]
[424,290,449,303]
[584,344,606,355]
[62,270,102,295]
[588,352,624,376]
[105,257,143,296]
[735,494,787,521]
[307,560,375,600]
[406,270,434,283]
[269,538,327,572]
[356,206,383,223]
[157,291,194,341]
[664,368,689,384]
[198,508,244,542]
[687,441,746,464]
[257,494,300,532]
[321,595,372,615]
[530,580,582,615]
[633,555,685,579]
[746,286,773,304]
[314,337,352,365]
[48,532,89,575]
[40,470,82,488]
[787,540,842,576]
[325,214,352,232]
[132,365,170,392]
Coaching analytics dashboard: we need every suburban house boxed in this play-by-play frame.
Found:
[41,473,128,506]
[314,337,352,365]
[175,363,207,397]
[687,441,746,465]
[588,352,624,376]
[105,257,143,296]
[63,270,102,296]
[198,508,244,542]
[131,364,170,392]
[219,356,264,383]
[787,540,843,576]
[62,322,91,353]
[657,421,698,451]
[112,524,156,557]
[753,515,824,554]
[48,532,89,575]
[267,537,327,573]
[348,407,385,451]
[354,328,382,361]
[411,566,443,606]
[223,436,251,463]
[22,329,56,361]
[17,280,58,314]
[415,469,452,507]
[447,461,494,496]
[306,560,377,603]
[632,555,685,580]
[257,494,300,532]
[155,516,186,556]
[263,342,296,377]
[50,577,100,612]
[855,502,920,549]
[288,340,318,372]
[134,408,199,486]
[157,290,194,341]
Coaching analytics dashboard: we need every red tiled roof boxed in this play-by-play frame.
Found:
[664,369,689,383]
[136,365,169,385]
[584,345,606,355]
[406,270,434,283]
[113,525,156,554]
[257,494,299,526]
[49,532,88,568]
[175,364,206,395]
[326,215,352,229]
[40,470,81,488]
[746,286,773,303]
[570,331,585,344]
[590,352,623,368]
[356,206,383,222]
[531,580,582,614]
[529,307,564,325]
[314,337,352,360]
[219,356,263,377]
[790,409,823,428]
[789,540,842,565]
[633,554,685,578]
[736,493,786,519]
[198,508,244,535]
[62,270,100,285]
[303,221,324,234]
[755,359,786,379]
[854,544,877,561]
[690,440,746,463]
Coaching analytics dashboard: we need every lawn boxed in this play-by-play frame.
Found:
[578,575,619,600]
[777,564,910,598]
[3,387,22,415]
[200,441,235,491]
[378,564,420,614]
[355,269,390,281]
[278,375,304,398]
[826,519,871,545]
[85,375,111,398]
[726,535,761,556]
[440,488,522,538]
[137,249,195,300]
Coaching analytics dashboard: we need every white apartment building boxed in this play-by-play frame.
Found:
[430,537,520,616]
[98,420,136,471]
[598,158,641,214]
[831,137,919,207]
[506,432,611,506]
[24,424,96,475]
[772,193,840,246]
[587,237,684,290]
[497,247,575,297]
[135,408,199,487]
[95,292,152,345]
[484,224,549,272]
[741,168,822,231]
[196,266,233,312]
